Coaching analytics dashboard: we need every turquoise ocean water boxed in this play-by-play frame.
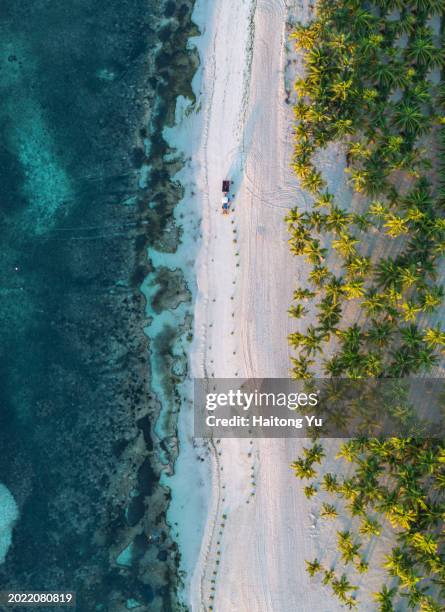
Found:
[0,1,198,610]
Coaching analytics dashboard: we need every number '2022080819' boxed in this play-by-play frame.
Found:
[0,592,75,607]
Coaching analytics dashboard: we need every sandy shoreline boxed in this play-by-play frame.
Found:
[167,0,349,609]
[182,0,343,609]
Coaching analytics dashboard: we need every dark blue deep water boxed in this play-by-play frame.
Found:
[0,1,197,610]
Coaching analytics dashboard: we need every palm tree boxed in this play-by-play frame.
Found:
[288,331,305,350]
[385,287,403,311]
[307,106,330,125]
[293,288,316,301]
[407,32,443,67]
[418,0,445,14]
[348,141,371,161]
[401,587,427,610]
[362,290,387,316]
[346,256,371,277]
[395,101,426,135]
[326,206,351,233]
[366,321,394,348]
[416,448,436,476]
[355,559,369,574]
[322,568,335,586]
[394,13,416,37]
[360,33,384,58]
[336,439,361,462]
[294,121,313,141]
[290,23,319,50]
[362,352,383,376]
[305,558,322,577]
[353,8,375,36]
[403,179,433,211]
[304,485,317,499]
[410,81,433,106]
[383,214,408,238]
[352,213,372,231]
[332,233,359,259]
[420,286,444,313]
[338,324,363,352]
[400,324,423,348]
[372,63,396,88]
[389,63,410,91]
[292,159,311,179]
[293,101,310,121]
[401,300,421,322]
[291,355,314,379]
[331,78,354,101]
[388,348,415,376]
[291,457,316,479]
[301,168,325,193]
[361,164,389,196]
[359,515,381,538]
[343,596,357,609]
[309,265,329,287]
[314,191,334,209]
[303,239,327,265]
[288,227,311,256]
[331,573,358,599]
[334,119,355,137]
[375,0,407,19]
[324,276,345,302]
[419,597,444,612]
[369,200,389,219]
[304,443,325,463]
[320,503,338,519]
[412,347,439,373]
[307,211,327,232]
[317,303,341,333]
[384,548,417,586]
[373,585,397,612]
[344,280,366,299]
[322,472,339,493]
[407,532,438,556]
[348,168,369,193]
[329,32,351,54]
[323,355,345,376]
[424,325,445,348]
[285,208,305,226]
[300,328,324,356]
[288,304,308,319]
[375,259,402,290]
[399,265,420,289]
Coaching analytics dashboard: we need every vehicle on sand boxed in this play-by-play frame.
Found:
[222,179,234,215]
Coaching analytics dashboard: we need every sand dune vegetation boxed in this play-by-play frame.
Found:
[289,0,445,609]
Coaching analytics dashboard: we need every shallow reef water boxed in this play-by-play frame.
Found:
[0,1,198,610]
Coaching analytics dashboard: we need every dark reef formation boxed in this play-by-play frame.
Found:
[0,1,198,610]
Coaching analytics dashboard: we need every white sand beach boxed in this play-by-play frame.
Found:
[184,0,340,609]
[166,0,386,610]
